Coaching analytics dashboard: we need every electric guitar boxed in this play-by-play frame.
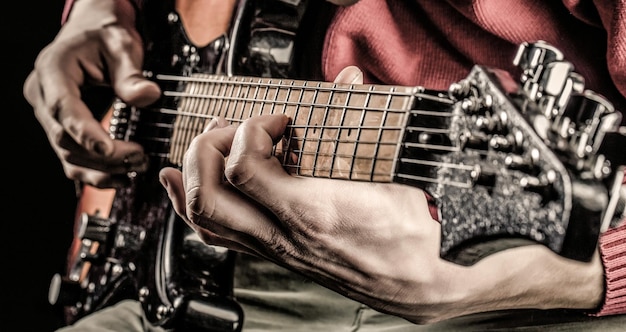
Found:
[47,0,626,330]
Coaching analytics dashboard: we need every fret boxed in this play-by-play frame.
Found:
[223,77,237,121]
[297,82,321,177]
[227,76,242,123]
[280,81,303,172]
[235,77,251,122]
[261,81,282,114]
[192,77,210,138]
[215,76,228,119]
[371,88,393,182]
[255,79,270,117]
[349,85,369,181]
[243,78,257,118]
[203,77,217,126]
[329,85,350,179]
[276,81,295,166]
[310,82,334,177]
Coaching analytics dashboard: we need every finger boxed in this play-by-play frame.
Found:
[101,26,161,107]
[163,126,281,244]
[225,114,299,206]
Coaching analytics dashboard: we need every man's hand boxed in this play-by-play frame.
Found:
[159,66,605,324]
[23,0,160,187]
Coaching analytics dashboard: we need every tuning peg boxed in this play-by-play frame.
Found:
[559,91,618,159]
[514,40,564,77]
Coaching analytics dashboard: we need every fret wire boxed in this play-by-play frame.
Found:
[216,75,229,119]
[204,78,217,129]
[270,80,280,115]
[312,82,334,177]
[371,88,393,182]
[178,81,199,162]
[257,79,267,116]
[230,77,244,125]
[331,84,352,179]
[223,77,236,124]
[247,78,261,123]
[349,86,372,180]
[280,81,296,167]
[290,82,305,172]
[193,77,211,140]
[241,78,252,122]
[241,77,252,122]
[302,82,320,176]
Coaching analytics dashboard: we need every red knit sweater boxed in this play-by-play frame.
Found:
[62,0,626,317]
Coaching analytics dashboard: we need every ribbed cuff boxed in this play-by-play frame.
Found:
[591,221,626,316]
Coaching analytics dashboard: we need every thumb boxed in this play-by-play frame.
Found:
[333,65,364,84]
[104,27,161,107]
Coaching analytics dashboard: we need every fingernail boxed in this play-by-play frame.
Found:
[349,69,363,84]
[203,118,219,133]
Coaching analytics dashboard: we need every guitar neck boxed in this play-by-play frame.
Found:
[157,73,451,183]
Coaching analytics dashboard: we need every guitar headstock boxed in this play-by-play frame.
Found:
[414,41,626,265]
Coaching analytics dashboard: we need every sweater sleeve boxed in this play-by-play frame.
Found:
[592,173,626,316]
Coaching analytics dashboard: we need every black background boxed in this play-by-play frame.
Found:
[6,1,77,330]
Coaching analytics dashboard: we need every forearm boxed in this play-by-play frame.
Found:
[409,244,605,323]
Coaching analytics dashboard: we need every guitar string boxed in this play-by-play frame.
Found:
[136,76,476,188]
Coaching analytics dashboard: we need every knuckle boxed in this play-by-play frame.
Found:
[224,160,255,187]
[185,186,215,225]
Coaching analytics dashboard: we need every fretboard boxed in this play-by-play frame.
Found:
[158,73,443,183]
